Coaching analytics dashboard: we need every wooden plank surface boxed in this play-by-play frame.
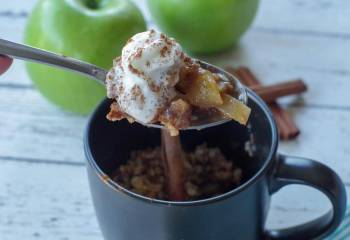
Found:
[255,0,350,35]
[0,161,100,240]
[0,0,349,239]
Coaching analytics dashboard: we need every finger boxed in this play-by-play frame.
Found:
[0,55,13,75]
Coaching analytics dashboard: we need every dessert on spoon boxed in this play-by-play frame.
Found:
[105,30,251,135]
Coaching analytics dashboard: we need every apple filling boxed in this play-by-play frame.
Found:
[107,60,250,135]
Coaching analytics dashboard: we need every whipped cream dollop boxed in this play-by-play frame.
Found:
[106,30,185,123]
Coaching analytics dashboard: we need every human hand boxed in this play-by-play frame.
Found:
[0,55,13,75]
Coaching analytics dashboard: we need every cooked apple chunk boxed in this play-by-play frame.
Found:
[179,70,223,108]
[216,94,251,125]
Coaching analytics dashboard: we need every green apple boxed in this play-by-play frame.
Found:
[25,0,146,114]
[148,0,259,54]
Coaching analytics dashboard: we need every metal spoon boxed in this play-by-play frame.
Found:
[0,38,247,130]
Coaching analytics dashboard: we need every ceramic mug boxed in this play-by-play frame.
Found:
[84,90,346,240]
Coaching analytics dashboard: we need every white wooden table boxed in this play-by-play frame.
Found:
[1,0,349,239]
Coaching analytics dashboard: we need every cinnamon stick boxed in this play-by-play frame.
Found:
[273,103,300,139]
[161,129,186,201]
[226,66,300,140]
[251,79,307,103]
[233,67,260,86]
[269,103,299,140]
[225,69,306,101]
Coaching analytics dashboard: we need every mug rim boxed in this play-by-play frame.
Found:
[84,90,278,206]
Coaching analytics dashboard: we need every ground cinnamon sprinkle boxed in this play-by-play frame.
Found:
[130,85,145,106]
[128,64,142,76]
[135,48,143,59]
[112,144,243,201]
[117,84,124,95]
[149,81,161,93]
[160,46,168,57]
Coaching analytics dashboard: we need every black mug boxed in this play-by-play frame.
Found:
[84,90,346,240]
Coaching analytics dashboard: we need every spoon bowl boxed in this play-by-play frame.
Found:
[0,38,247,130]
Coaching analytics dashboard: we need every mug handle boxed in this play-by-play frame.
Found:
[264,154,347,240]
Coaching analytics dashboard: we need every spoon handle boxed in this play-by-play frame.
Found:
[0,39,107,84]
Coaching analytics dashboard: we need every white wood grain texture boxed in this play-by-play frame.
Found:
[0,161,101,240]
[0,88,86,162]
[0,1,34,12]
[0,160,347,239]
[0,112,86,163]
[255,0,350,35]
